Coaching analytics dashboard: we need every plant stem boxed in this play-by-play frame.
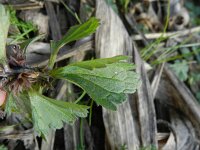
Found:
[48,41,58,69]
[163,0,170,33]
[10,28,34,44]
[152,48,200,64]
[60,0,82,24]
[89,99,94,126]
[74,91,86,104]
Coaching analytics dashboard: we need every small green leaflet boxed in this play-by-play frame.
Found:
[50,56,140,110]
[5,94,18,116]
[56,17,99,48]
[0,145,7,150]
[0,4,10,65]
[170,60,189,81]
[5,92,32,116]
[48,17,100,68]
[29,90,89,137]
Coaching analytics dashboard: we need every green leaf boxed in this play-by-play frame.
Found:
[170,60,189,81]
[5,94,18,115]
[56,18,99,46]
[5,92,32,116]
[29,90,89,137]
[50,57,140,110]
[69,55,131,70]
[48,17,100,69]
[0,4,10,65]
[0,145,7,150]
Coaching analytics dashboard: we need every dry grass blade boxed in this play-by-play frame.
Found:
[151,63,165,99]
[156,65,200,149]
[11,2,44,10]
[133,44,158,148]
[0,128,34,140]
[164,65,200,128]
[31,40,93,67]
[95,0,139,149]
[132,26,200,40]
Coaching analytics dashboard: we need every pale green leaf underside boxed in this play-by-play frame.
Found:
[69,55,132,70]
[29,91,89,137]
[50,59,140,110]
[0,4,10,65]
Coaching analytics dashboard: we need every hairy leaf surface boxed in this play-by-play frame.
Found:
[50,57,140,110]
[29,90,89,137]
